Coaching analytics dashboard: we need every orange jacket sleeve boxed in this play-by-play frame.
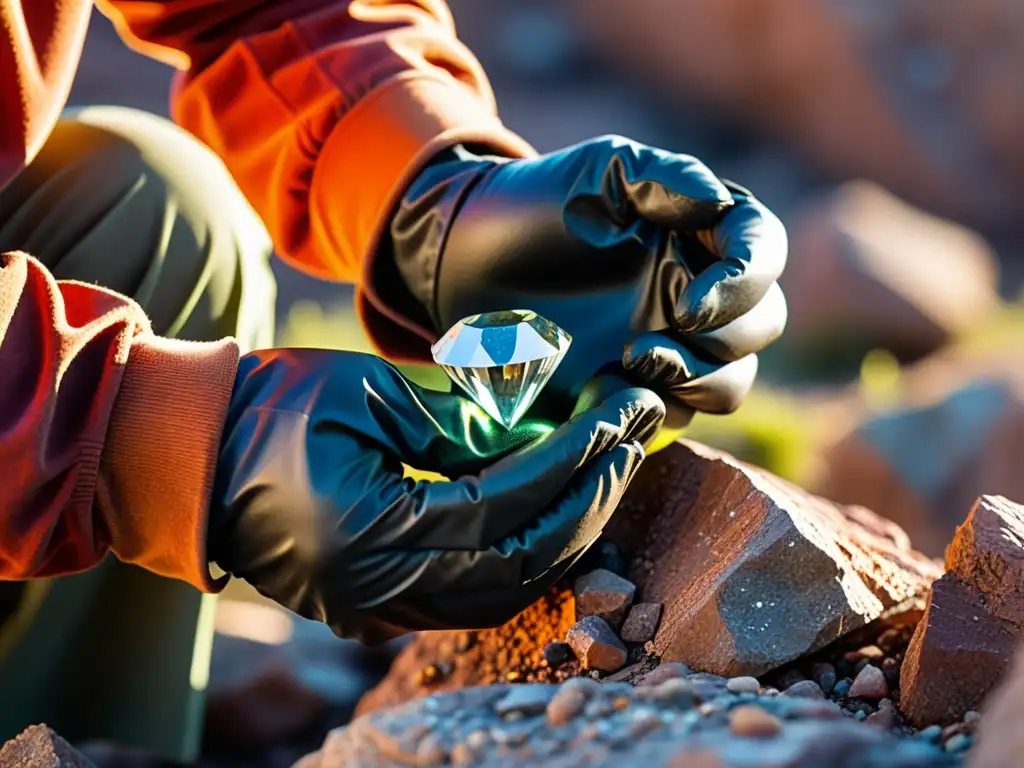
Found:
[0,252,237,590]
[97,0,537,358]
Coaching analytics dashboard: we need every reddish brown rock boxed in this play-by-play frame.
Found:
[783,181,998,362]
[566,616,628,672]
[0,726,94,768]
[901,495,1024,726]
[818,380,1024,559]
[574,569,636,627]
[621,603,663,644]
[610,441,938,676]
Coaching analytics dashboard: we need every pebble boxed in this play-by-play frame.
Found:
[573,569,636,627]
[636,663,692,688]
[546,684,589,726]
[781,680,826,700]
[495,685,555,718]
[854,710,867,721]
[858,645,885,660]
[729,705,783,738]
[944,733,971,753]
[620,603,663,643]
[833,679,852,698]
[627,712,663,738]
[726,676,761,695]
[542,642,573,668]
[416,734,445,762]
[916,725,942,742]
[811,662,837,695]
[775,669,806,690]
[646,678,698,708]
[603,662,646,684]
[848,665,888,700]
[866,698,897,730]
[963,710,981,733]
[566,616,628,672]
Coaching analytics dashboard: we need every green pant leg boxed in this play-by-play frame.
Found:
[0,106,277,762]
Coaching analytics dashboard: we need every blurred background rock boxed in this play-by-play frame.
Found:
[66,0,1024,761]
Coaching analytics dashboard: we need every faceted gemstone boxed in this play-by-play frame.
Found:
[431,310,572,429]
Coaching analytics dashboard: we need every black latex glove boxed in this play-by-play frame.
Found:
[383,135,788,423]
[206,349,664,645]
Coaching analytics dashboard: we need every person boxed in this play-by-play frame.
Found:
[0,0,788,760]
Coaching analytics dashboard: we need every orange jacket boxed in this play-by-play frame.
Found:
[0,0,534,592]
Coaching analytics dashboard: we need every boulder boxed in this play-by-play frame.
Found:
[300,680,957,767]
[357,440,937,714]
[0,726,94,768]
[819,380,1024,558]
[782,181,998,363]
[901,495,1024,725]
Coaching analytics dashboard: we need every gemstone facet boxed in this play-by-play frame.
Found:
[431,310,572,429]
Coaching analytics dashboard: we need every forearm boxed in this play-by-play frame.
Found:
[0,252,237,590]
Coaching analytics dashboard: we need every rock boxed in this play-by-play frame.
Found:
[357,440,937,711]
[621,603,663,643]
[608,440,938,676]
[867,699,898,730]
[833,679,852,698]
[848,665,888,701]
[566,616,628,672]
[811,663,837,695]
[0,726,94,768]
[564,0,1024,234]
[305,681,960,767]
[574,569,636,627]
[543,641,573,668]
[901,495,1024,726]
[726,676,762,695]
[819,380,1024,559]
[782,680,827,700]
[495,685,557,718]
[782,182,999,365]
[728,705,783,738]
[968,643,1024,767]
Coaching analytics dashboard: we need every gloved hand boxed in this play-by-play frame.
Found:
[383,135,788,424]
[206,349,664,644]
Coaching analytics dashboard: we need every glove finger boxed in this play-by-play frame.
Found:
[564,137,733,248]
[624,331,758,414]
[685,280,788,362]
[376,389,664,552]
[371,440,645,630]
[673,195,788,333]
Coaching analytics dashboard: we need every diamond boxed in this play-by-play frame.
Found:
[431,310,572,429]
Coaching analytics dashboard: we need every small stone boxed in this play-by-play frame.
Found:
[416,663,447,687]
[603,662,646,684]
[858,645,885,660]
[636,663,691,688]
[811,662,837,695]
[726,676,761,694]
[573,569,636,627]
[566,616,628,672]
[495,685,554,718]
[833,678,852,698]
[620,603,662,643]
[945,733,971,753]
[877,629,904,654]
[647,678,698,708]
[855,710,868,721]
[866,698,897,730]
[506,670,524,683]
[542,642,573,668]
[546,681,591,726]
[416,734,445,763]
[917,725,942,742]
[941,723,963,742]
[848,665,888,700]
[627,712,663,738]
[781,680,826,700]
[963,710,981,733]
[729,705,783,738]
